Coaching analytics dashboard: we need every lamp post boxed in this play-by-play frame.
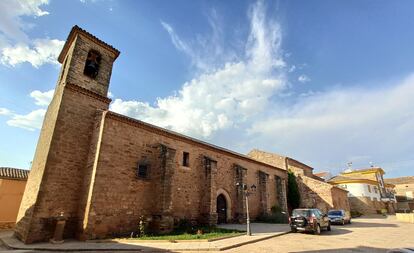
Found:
[236,183,256,236]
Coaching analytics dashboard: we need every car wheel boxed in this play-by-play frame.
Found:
[327,222,331,231]
[291,227,297,233]
[341,219,345,225]
[314,224,321,235]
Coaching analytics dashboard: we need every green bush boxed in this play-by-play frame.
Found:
[256,205,288,224]
[256,213,288,224]
[175,218,195,233]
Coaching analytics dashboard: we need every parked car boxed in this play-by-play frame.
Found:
[328,209,351,225]
[289,208,331,235]
[387,248,414,253]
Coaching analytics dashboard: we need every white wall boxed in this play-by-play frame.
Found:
[339,183,382,201]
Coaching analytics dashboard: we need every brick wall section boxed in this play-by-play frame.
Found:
[286,159,313,177]
[247,150,313,177]
[331,187,351,212]
[77,112,288,240]
[65,35,116,96]
[16,26,288,243]
[349,196,396,214]
[15,84,65,243]
[15,84,110,243]
[198,157,218,225]
[15,28,116,243]
[247,149,348,213]
[297,175,350,213]
[248,149,286,169]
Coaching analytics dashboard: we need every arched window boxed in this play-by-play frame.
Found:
[83,49,101,78]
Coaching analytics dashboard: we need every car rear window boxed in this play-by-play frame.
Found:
[292,209,310,217]
[328,211,342,216]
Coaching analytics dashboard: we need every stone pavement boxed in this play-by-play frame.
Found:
[225,216,414,253]
[0,223,290,252]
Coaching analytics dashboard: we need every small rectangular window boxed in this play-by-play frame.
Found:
[183,152,190,167]
[137,164,148,179]
[367,185,371,193]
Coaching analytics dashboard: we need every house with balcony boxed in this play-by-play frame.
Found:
[328,167,396,214]
[385,176,414,212]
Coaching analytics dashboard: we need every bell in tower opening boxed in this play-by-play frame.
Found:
[83,50,101,78]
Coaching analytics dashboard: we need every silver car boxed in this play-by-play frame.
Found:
[327,209,351,225]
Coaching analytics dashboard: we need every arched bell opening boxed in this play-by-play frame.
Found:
[83,49,102,79]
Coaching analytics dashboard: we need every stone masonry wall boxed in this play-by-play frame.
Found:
[15,84,110,243]
[14,84,65,243]
[297,175,350,213]
[15,27,116,243]
[79,112,288,239]
[349,196,386,214]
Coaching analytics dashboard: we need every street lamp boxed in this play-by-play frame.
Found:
[236,182,256,236]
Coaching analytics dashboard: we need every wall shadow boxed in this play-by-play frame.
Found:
[290,245,387,253]
[345,221,398,228]
[319,227,352,236]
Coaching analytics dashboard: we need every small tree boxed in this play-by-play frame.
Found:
[287,171,300,211]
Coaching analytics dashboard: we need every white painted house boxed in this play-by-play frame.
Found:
[329,167,397,214]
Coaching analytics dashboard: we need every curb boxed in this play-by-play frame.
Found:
[0,231,290,252]
[92,233,244,243]
[218,231,290,251]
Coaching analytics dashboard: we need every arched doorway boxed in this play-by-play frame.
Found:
[217,194,227,224]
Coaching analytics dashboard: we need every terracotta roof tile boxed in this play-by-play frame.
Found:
[58,25,120,63]
[0,167,29,180]
[385,176,414,185]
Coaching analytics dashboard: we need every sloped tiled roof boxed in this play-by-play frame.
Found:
[342,167,385,175]
[0,167,29,180]
[58,25,120,63]
[314,171,330,178]
[385,176,414,185]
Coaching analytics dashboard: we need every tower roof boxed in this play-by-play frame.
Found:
[58,25,120,63]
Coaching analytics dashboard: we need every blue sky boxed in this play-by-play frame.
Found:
[0,0,413,178]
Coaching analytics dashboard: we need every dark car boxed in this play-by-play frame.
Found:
[289,208,331,235]
[328,209,351,225]
[387,248,414,253]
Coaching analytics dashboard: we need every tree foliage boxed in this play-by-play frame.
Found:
[287,171,300,210]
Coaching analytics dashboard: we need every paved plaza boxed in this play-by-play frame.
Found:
[226,216,414,253]
[0,216,413,252]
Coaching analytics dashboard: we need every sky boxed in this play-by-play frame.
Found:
[0,0,413,178]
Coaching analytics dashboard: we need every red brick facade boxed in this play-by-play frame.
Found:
[248,149,350,213]
[15,26,288,243]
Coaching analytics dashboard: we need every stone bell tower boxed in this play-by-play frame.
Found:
[15,26,120,243]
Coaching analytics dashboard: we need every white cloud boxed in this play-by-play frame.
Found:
[111,1,286,138]
[1,39,64,68]
[0,0,64,68]
[161,8,233,72]
[298,74,311,83]
[30,89,54,106]
[6,109,46,131]
[0,108,12,115]
[1,88,53,131]
[249,75,414,174]
[0,0,49,42]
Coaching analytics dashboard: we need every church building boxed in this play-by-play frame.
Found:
[15,26,288,243]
